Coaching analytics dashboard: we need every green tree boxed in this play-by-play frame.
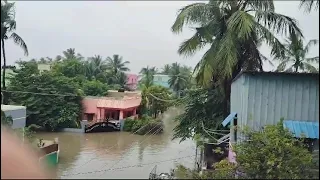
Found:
[106,54,130,75]
[161,64,172,74]
[172,0,302,118]
[173,122,318,179]
[300,0,319,12]
[139,66,157,88]
[168,62,191,97]
[62,48,83,60]
[1,1,28,104]
[82,80,109,96]
[141,85,172,118]
[8,61,83,131]
[173,88,226,141]
[52,58,86,78]
[1,110,13,126]
[85,55,107,81]
[276,34,319,72]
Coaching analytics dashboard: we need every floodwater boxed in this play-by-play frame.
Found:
[35,108,196,179]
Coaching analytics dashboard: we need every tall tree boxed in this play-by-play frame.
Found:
[139,66,157,88]
[168,62,189,97]
[62,48,83,60]
[276,35,319,73]
[300,0,319,12]
[161,64,172,74]
[106,54,130,75]
[85,55,107,81]
[1,1,28,104]
[171,0,302,117]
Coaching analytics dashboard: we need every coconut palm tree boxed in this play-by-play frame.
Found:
[168,63,189,97]
[106,54,130,75]
[85,55,107,80]
[276,34,319,73]
[300,0,319,12]
[161,64,172,75]
[1,1,28,104]
[139,66,157,88]
[62,48,83,60]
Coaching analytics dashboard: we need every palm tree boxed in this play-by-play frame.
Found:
[300,0,319,12]
[276,35,319,73]
[114,71,128,88]
[1,1,28,104]
[62,48,83,60]
[85,55,107,80]
[106,54,130,75]
[161,64,172,75]
[139,66,157,88]
[168,63,190,97]
[172,0,302,116]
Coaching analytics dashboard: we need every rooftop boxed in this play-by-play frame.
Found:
[1,104,26,111]
[232,71,319,83]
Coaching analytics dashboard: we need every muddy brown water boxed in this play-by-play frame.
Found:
[35,108,196,179]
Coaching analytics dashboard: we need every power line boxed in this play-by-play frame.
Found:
[60,154,196,177]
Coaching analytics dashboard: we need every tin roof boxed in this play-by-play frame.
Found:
[1,104,26,111]
[232,71,319,83]
[283,120,319,139]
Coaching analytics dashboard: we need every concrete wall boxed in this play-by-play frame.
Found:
[231,72,319,142]
[126,74,138,90]
[153,74,170,88]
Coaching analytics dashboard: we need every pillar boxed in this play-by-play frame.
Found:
[133,108,137,115]
[97,108,101,122]
[119,110,124,120]
[101,109,105,121]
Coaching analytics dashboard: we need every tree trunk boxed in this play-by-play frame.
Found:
[1,38,8,104]
[295,65,298,72]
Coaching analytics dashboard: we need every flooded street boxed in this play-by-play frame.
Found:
[35,108,196,179]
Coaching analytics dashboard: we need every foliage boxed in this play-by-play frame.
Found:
[276,34,319,72]
[172,0,302,87]
[140,85,172,118]
[1,1,28,104]
[139,66,157,88]
[82,80,109,96]
[123,115,164,135]
[7,61,83,131]
[1,110,13,126]
[233,121,317,179]
[173,87,227,141]
[168,62,192,96]
[106,54,130,74]
[173,122,318,179]
[300,0,319,13]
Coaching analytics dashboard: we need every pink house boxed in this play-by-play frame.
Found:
[126,73,138,90]
[82,90,141,122]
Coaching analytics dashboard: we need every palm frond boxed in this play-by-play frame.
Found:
[227,10,255,41]
[304,39,319,55]
[255,10,303,38]
[10,32,28,55]
[299,0,319,13]
[276,60,289,72]
[305,56,319,63]
[303,62,318,73]
[171,3,211,34]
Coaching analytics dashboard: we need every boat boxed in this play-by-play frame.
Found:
[38,138,59,166]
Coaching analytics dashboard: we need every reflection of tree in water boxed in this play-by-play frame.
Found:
[136,107,182,162]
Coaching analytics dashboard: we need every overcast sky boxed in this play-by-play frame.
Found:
[3,1,319,74]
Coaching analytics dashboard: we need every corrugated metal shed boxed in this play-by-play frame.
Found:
[230,71,319,142]
[1,104,27,129]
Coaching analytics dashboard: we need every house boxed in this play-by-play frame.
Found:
[1,104,27,129]
[221,71,319,162]
[153,74,170,88]
[126,73,138,90]
[37,63,51,73]
[82,90,142,132]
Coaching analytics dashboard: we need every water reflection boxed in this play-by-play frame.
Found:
[35,107,195,179]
